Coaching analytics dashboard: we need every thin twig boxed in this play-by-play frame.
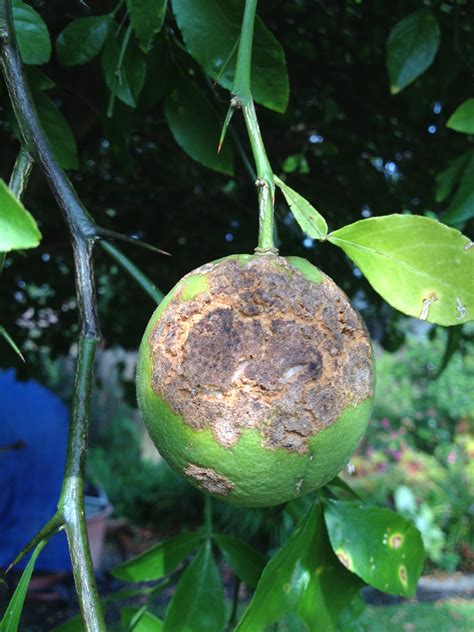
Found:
[1,142,34,354]
[8,146,33,198]
[227,577,242,630]
[204,494,213,535]
[107,23,133,118]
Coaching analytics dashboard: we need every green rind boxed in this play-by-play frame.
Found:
[136,255,373,507]
[180,273,209,301]
[285,256,323,284]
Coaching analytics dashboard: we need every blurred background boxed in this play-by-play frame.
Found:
[1,0,473,629]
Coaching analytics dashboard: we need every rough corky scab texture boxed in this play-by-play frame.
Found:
[137,254,375,506]
[149,255,373,452]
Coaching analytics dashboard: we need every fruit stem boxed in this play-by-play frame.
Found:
[232,0,277,255]
[204,494,213,534]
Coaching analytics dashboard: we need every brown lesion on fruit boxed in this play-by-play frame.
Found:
[149,256,374,452]
[184,464,235,496]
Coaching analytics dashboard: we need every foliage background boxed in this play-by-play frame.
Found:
[1,0,473,374]
[1,0,473,578]
[1,1,474,630]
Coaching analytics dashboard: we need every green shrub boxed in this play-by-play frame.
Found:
[373,327,474,449]
[87,416,201,529]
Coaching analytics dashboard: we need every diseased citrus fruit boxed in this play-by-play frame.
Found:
[137,254,374,507]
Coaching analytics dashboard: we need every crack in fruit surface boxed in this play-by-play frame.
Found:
[148,256,374,453]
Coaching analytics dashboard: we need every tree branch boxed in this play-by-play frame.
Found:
[0,1,105,629]
[59,337,103,628]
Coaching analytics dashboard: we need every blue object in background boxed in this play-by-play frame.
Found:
[0,369,71,571]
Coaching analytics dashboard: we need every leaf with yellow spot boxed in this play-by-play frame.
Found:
[235,503,364,632]
[324,500,425,597]
[328,214,473,326]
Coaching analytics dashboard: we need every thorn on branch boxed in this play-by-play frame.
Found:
[5,512,64,574]
[218,103,237,154]
[96,227,171,256]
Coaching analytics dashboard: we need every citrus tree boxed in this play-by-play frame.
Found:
[0,1,473,630]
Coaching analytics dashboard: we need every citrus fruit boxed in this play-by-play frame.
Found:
[137,254,374,507]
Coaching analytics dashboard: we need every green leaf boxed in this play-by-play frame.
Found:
[0,325,25,361]
[446,98,474,135]
[171,0,289,113]
[213,534,266,588]
[435,151,472,203]
[164,541,226,632]
[138,32,169,110]
[112,532,203,582]
[0,179,41,250]
[282,153,309,175]
[126,0,168,52]
[386,10,439,94]
[56,15,112,67]
[12,0,51,65]
[328,214,474,327]
[326,477,362,501]
[274,175,328,240]
[0,539,47,631]
[25,67,55,92]
[443,152,474,226]
[34,92,79,170]
[164,69,234,175]
[53,599,166,631]
[324,500,425,597]
[49,616,84,632]
[101,30,147,108]
[435,324,463,378]
[120,607,164,631]
[236,504,363,632]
